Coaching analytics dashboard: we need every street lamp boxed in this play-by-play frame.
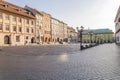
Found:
[76,26,84,50]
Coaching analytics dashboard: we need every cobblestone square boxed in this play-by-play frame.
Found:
[0,44,120,80]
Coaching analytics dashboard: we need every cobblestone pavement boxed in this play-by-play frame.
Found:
[0,43,120,80]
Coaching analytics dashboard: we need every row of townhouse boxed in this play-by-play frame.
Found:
[0,0,77,46]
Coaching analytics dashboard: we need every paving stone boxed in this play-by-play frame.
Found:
[0,43,119,80]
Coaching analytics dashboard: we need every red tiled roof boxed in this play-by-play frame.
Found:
[0,1,35,19]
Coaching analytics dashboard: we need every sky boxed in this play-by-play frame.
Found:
[6,0,120,32]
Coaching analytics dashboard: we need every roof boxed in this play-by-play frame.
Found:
[51,17,60,22]
[82,29,114,34]
[41,11,51,16]
[25,5,43,16]
[0,0,35,19]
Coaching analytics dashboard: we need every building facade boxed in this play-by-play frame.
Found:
[67,27,78,43]
[25,6,43,44]
[41,12,51,44]
[63,23,68,42]
[0,0,35,46]
[82,29,114,43]
[51,17,60,43]
[58,21,64,42]
[115,6,120,44]
[0,0,77,46]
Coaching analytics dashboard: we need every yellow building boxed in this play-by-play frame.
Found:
[0,0,35,46]
[41,12,51,44]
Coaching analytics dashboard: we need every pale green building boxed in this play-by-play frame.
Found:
[82,29,114,43]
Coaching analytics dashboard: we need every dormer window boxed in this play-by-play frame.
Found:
[27,11,31,15]
[4,4,8,8]
[18,8,22,12]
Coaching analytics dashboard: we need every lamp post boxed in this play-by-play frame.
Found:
[76,26,84,50]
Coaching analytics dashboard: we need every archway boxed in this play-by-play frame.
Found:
[45,37,47,42]
[4,35,10,44]
[31,37,35,43]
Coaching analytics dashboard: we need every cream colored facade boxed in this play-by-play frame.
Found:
[63,23,68,42]
[0,0,35,46]
[51,18,60,43]
[0,0,76,46]
[24,18,35,45]
[58,21,69,42]
[58,21,64,42]
[25,6,43,44]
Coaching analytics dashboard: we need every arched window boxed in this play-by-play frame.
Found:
[4,35,10,44]
[45,37,47,42]
[31,37,35,43]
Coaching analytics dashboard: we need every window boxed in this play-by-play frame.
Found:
[31,28,34,33]
[26,36,28,39]
[16,36,20,42]
[4,4,8,8]
[118,18,120,22]
[0,13,2,19]
[116,37,119,42]
[5,14,9,20]
[18,8,22,12]
[19,27,22,32]
[26,28,29,33]
[13,26,16,31]
[0,24,2,30]
[36,30,39,34]
[26,19,29,24]
[27,12,31,15]
[12,16,16,22]
[6,25,9,31]
[31,21,34,25]
[40,26,41,29]
[18,18,22,23]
